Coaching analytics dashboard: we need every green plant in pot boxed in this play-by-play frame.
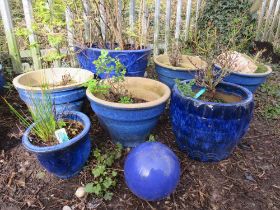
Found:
[170,48,254,162]
[154,41,207,89]
[85,50,170,147]
[3,90,91,178]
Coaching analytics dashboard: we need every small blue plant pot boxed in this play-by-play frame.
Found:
[76,47,151,78]
[0,64,5,93]
[22,111,91,179]
[223,65,272,93]
[86,77,170,147]
[170,80,254,162]
[154,54,206,89]
[13,68,93,112]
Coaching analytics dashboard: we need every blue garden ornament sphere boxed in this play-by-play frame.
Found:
[124,142,180,201]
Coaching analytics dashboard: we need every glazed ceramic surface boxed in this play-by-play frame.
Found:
[76,47,151,78]
[86,77,170,147]
[13,68,93,112]
[154,54,207,89]
[170,80,254,162]
[0,64,5,93]
[223,65,272,93]
[124,142,180,201]
[22,111,91,179]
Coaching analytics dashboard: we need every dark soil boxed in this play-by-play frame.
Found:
[103,91,147,104]
[29,120,84,147]
[251,41,280,64]
[0,67,280,210]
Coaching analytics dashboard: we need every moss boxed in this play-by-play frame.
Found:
[255,64,268,73]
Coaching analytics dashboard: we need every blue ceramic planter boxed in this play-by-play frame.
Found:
[76,47,151,78]
[22,111,91,179]
[13,68,94,112]
[223,65,272,93]
[170,80,254,162]
[154,54,206,89]
[86,77,170,147]
[0,64,5,93]
[16,87,86,112]
[124,142,180,201]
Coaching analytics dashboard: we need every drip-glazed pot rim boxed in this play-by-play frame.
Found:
[174,80,253,107]
[86,77,171,109]
[13,68,94,92]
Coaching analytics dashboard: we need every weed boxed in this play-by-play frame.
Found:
[175,79,196,98]
[85,144,122,200]
[260,83,280,97]
[148,134,156,142]
[119,96,133,104]
[263,104,280,119]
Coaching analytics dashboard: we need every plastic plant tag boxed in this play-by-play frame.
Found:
[194,88,206,99]
[55,128,70,143]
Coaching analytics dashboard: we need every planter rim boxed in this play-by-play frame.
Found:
[76,46,152,53]
[228,65,272,77]
[13,68,94,92]
[174,79,253,106]
[22,111,91,153]
[154,54,207,71]
[86,77,171,109]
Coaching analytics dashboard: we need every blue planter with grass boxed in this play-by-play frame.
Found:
[22,111,91,179]
[170,80,254,162]
[223,65,272,93]
[76,47,151,78]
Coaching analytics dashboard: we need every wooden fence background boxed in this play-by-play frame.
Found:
[0,0,280,72]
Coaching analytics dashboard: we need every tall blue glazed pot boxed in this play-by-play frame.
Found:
[22,111,91,179]
[223,65,272,93]
[154,54,207,89]
[170,80,254,162]
[76,47,151,78]
[13,68,94,112]
[86,77,170,147]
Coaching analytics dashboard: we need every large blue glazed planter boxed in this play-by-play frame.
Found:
[86,77,171,147]
[223,65,272,93]
[22,111,91,179]
[76,47,151,78]
[154,54,207,89]
[13,68,94,112]
[124,142,180,201]
[170,80,254,162]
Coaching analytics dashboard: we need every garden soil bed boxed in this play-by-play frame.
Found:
[0,67,279,210]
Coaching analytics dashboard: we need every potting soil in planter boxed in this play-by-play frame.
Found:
[29,120,84,147]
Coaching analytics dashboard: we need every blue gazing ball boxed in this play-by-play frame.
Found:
[124,142,181,201]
